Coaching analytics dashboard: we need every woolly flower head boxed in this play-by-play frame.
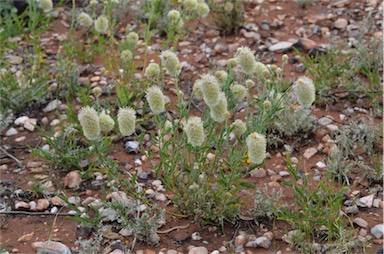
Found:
[99,112,115,133]
[230,84,247,102]
[184,116,206,147]
[197,2,210,17]
[90,0,98,6]
[263,100,271,109]
[200,74,220,107]
[117,107,136,136]
[95,15,109,34]
[78,12,93,28]
[145,63,160,80]
[146,86,165,115]
[227,58,237,69]
[246,132,266,164]
[214,70,228,86]
[209,93,229,122]
[231,119,246,138]
[235,46,256,75]
[254,62,269,79]
[192,79,204,100]
[245,79,255,88]
[78,106,100,141]
[92,86,102,97]
[121,50,133,62]
[295,76,316,107]
[160,50,180,77]
[183,0,198,12]
[224,2,234,12]
[38,0,53,12]
[126,31,139,44]
[167,10,181,23]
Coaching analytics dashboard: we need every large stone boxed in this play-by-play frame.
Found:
[357,194,374,208]
[63,171,82,189]
[353,218,368,228]
[250,168,267,178]
[334,18,348,29]
[43,99,61,112]
[5,128,18,136]
[255,236,271,249]
[31,241,71,254]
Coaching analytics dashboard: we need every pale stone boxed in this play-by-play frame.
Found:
[14,116,29,125]
[371,224,384,239]
[334,18,348,29]
[354,217,368,228]
[31,241,71,254]
[303,147,317,159]
[250,168,266,178]
[5,128,18,136]
[188,247,208,254]
[63,171,82,189]
[268,41,294,52]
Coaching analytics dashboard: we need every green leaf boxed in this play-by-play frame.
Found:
[239,181,256,189]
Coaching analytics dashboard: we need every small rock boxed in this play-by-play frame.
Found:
[18,232,34,242]
[318,116,333,126]
[63,171,82,189]
[371,224,384,239]
[326,124,339,132]
[210,251,219,254]
[33,199,49,211]
[291,157,299,164]
[6,55,23,65]
[260,20,270,30]
[373,199,381,208]
[125,141,139,153]
[15,201,30,210]
[268,41,294,52]
[345,205,359,214]
[50,206,58,214]
[279,171,290,177]
[155,193,167,202]
[357,194,374,208]
[29,201,37,210]
[109,250,124,254]
[282,230,303,244]
[303,147,317,159]
[188,246,208,254]
[192,232,202,241]
[334,18,348,29]
[5,128,18,136]
[31,241,71,254]
[316,161,326,169]
[43,99,61,112]
[14,116,29,125]
[250,168,266,178]
[255,236,271,249]
[51,196,65,206]
[354,218,368,228]
[235,234,247,245]
[41,144,50,151]
[23,119,36,131]
[68,196,80,205]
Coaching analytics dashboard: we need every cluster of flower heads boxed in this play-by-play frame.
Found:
[160,50,180,77]
[78,106,136,141]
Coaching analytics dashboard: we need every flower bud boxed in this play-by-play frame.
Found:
[145,63,160,80]
[90,0,98,6]
[246,132,266,164]
[224,2,234,12]
[99,112,115,133]
[184,0,198,12]
[121,49,133,62]
[146,86,165,115]
[230,84,247,102]
[295,76,316,107]
[263,100,271,109]
[245,79,255,88]
[214,70,228,86]
[282,54,289,64]
[78,106,100,141]
[209,92,228,122]
[160,50,180,77]
[95,15,109,34]
[235,46,256,75]
[231,119,246,138]
[38,0,53,12]
[197,3,209,17]
[117,107,136,136]
[192,79,204,100]
[92,86,102,97]
[184,116,206,147]
[255,62,269,79]
[126,31,139,44]
[275,67,282,75]
[200,74,220,107]
[78,12,93,28]
[227,58,237,69]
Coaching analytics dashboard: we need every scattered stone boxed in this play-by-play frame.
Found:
[15,201,30,210]
[118,228,133,237]
[51,196,65,206]
[63,171,82,189]
[291,157,299,164]
[282,230,303,244]
[260,20,270,30]
[303,147,317,159]
[357,194,374,208]
[345,205,359,214]
[334,18,348,29]
[5,128,18,136]
[50,206,58,214]
[292,38,317,51]
[33,199,49,211]
[155,193,167,202]
[188,246,208,254]
[279,171,290,177]
[354,218,368,228]
[23,119,36,131]
[18,232,34,242]
[125,141,139,153]
[68,196,80,205]
[318,117,333,126]
[29,201,37,210]
[373,199,382,208]
[31,241,71,254]
[210,251,219,254]
[192,232,202,241]
[43,99,61,112]
[326,124,339,132]
[316,161,326,169]
[235,234,247,245]
[295,63,306,73]
[6,55,23,65]
[268,41,294,52]
[255,236,271,249]
[109,250,124,254]
[250,168,266,178]
[371,224,384,239]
